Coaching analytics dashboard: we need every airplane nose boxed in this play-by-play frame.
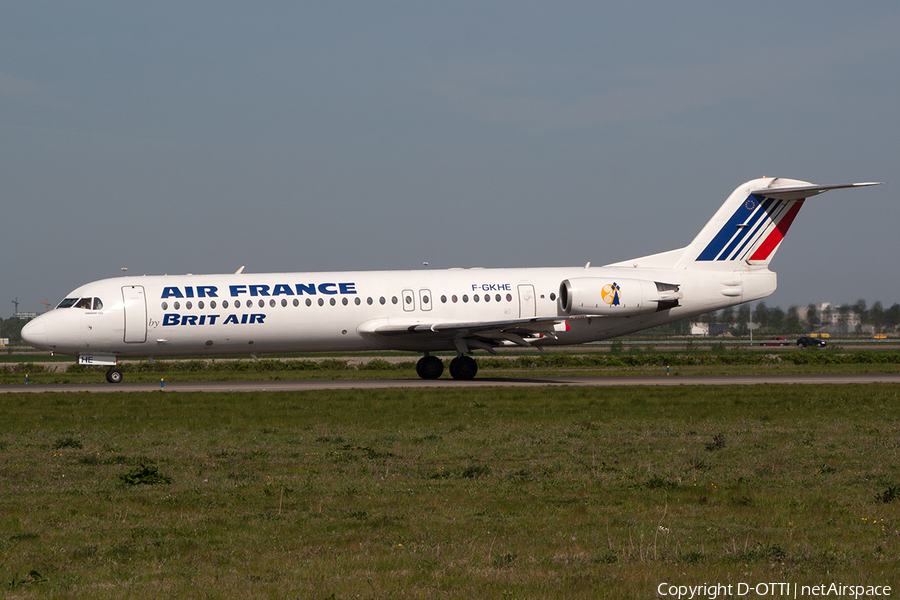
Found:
[21,315,50,350]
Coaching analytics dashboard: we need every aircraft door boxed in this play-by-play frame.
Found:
[517,284,536,318]
[122,285,147,343]
[419,289,432,312]
[402,289,415,312]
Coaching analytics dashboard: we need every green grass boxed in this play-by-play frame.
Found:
[2,348,899,385]
[1,385,899,598]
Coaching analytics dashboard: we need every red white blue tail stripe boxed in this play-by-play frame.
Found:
[696,195,804,262]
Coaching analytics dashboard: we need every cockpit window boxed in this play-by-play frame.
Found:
[74,298,93,309]
[57,298,79,309]
[93,298,103,310]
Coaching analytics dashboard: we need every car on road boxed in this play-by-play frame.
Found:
[761,336,791,346]
[797,336,827,348]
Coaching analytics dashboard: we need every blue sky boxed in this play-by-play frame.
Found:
[2,2,898,316]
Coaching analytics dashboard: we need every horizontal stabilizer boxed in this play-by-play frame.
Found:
[751,181,883,201]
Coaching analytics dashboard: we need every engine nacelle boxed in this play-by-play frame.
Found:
[559,277,682,316]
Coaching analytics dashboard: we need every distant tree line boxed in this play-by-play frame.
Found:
[0,318,28,344]
[646,299,900,337]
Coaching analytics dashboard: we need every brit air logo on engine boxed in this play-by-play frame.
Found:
[160,283,357,298]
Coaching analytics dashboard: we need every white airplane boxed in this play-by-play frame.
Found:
[22,177,880,383]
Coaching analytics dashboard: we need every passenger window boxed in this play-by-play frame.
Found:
[342,298,348,306]
[462,295,469,303]
[355,297,361,305]
[329,298,336,306]
[293,299,299,307]
[441,295,447,303]
[506,294,512,302]
[367,297,373,305]
[198,301,205,309]
[392,296,398,305]
[174,301,181,310]
[318,298,324,306]
[223,300,229,309]
[473,295,479,303]
[186,301,192,310]
[306,299,312,307]
[161,302,168,310]
[211,301,217,309]
[379,297,386,305]
[259,300,265,308]
[452,295,458,303]
[281,299,287,307]
[484,294,490,302]
[495,294,501,302]
[550,292,557,301]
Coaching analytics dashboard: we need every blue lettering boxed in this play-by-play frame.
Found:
[318,283,338,295]
[162,287,184,299]
[197,285,218,298]
[249,284,270,297]
[185,287,194,298]
[272,284,294,296]
[338,282,357,294]
[229,285,247,297]
[163,313,180,326]
[206,315,219,325]
[181,315,198,325]
[250,314,266,324]
[241,314,248,324]
[296,283,316,295]
[224,314,239,325]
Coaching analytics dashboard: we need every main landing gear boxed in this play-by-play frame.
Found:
[106,368,123,384]
[415,355,478,381]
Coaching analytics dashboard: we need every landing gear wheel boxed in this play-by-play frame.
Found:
[416,356,444,380]
[449,356,478,380]
[106,368,123,384]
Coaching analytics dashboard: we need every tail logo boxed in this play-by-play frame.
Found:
[697,195,804,262]
[602,283,621,306]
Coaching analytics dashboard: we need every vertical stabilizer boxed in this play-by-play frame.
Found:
[675,178,881,269]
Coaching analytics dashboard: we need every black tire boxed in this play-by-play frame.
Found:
[449,356,478,380]
[416,356,444,380]
[106,368,123,384]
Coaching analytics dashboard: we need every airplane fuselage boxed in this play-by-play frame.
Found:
[24,265,772,359]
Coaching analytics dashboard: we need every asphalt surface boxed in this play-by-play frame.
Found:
[3,373,899,393]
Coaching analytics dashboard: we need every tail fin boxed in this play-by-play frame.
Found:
[677,178,881,269]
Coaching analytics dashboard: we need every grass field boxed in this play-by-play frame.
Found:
[1,384,899,598]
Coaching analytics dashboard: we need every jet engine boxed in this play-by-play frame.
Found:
[559,277,682,316]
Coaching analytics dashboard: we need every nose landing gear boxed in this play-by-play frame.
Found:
[105,368,123,384]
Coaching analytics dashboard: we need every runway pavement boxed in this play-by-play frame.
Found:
[3,373,899,393]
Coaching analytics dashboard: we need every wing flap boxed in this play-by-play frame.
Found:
[357,316,580,349]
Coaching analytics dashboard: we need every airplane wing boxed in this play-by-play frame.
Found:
[358,316,584,353]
